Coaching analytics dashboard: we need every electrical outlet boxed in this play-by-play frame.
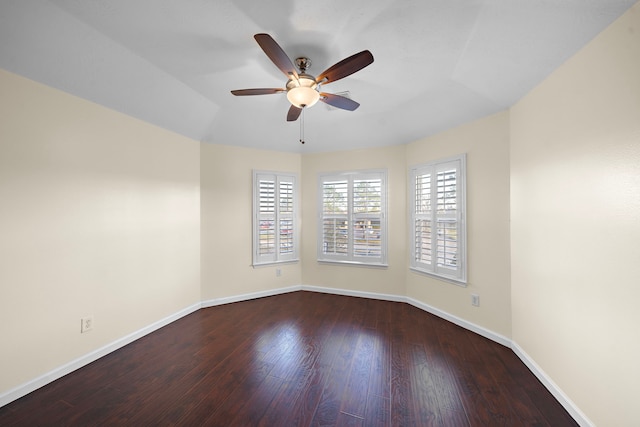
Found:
[471,294,480,307]
[276,268,282,277]
[81,316,93,333]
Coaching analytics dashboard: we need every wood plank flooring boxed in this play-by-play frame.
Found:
[0,291,578,426]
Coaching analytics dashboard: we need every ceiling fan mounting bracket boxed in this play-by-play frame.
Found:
[294,57,312,73]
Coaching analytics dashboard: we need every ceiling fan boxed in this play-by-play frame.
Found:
[231,34,374,122]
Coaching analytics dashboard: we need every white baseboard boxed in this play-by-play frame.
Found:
[201,285,302,308]
[405,296,512,347]
[0,286,585,427]
[0,302,201,408]
[511,341,593,427]
[301,284,406,303]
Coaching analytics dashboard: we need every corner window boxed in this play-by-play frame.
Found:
[318,170,387,266]
[253,171,299,266]
[409,155,466,284]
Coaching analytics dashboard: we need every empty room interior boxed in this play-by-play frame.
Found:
[0,1,639,426]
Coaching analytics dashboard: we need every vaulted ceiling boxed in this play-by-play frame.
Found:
[0,0,635,152]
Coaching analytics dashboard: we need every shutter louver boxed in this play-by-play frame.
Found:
[437,220,457,267]
[322,180,348,256]
[279,181,293,213]
[353,178,382,257]
[278,180,294,255]
[258,179,276,256]
[437,169,457,213]
[414,173,432,265]
[415,219,432,264]
[436,169,457,269]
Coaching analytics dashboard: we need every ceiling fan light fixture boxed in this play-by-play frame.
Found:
[286,75,319,108]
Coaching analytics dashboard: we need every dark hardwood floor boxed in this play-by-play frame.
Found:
[0,291,577,426]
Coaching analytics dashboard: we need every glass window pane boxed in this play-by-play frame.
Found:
[353,179,382,214]
[415,174,431,215]
[323,181,348,215]
[437,220,458,267]
[415,219,432,264]
[259,180,275,213]
[279,181,293,213]
[279,218,293,254]
[322,218,348,255]
[353,219,381,257]
[437,170,457,213]
[259,218,275,255]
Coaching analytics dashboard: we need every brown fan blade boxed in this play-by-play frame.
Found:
[231,88,285,96]
[316,50,373,85]
[287,105,302,122]
[319,93,360,111]
[254,33,299,80]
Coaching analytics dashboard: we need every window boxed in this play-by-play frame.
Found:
[318,170,387,266]
[409,155,466,284]
[253,171,299,266]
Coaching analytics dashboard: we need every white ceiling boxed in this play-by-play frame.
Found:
[0,0,635,153]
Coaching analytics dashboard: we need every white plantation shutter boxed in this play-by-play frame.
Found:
[410,155,466,283]
[278,180,294,256]
[414,173,432,265]
[319,171,387,265]
[253,171,298,265]
[257,179,276,257]
[322,179,349,256]
[436,168,458,270]
[353,178,382,258]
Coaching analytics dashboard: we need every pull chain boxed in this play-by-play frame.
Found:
[299,107,305,144]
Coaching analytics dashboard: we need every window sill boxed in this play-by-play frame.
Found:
[409,267,467,287]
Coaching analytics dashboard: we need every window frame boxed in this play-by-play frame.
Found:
[409,154,467,285]
[252,170,299,267]
[317,169,388,267]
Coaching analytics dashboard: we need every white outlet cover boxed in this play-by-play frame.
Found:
[81,316,93,333]
[471,294,480,307]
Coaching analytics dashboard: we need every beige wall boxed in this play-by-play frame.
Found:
[510,3,640,426]
[301,145,407,297]
[406,111,512,338]
[0,70,201,394]
[200,144,302,301]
